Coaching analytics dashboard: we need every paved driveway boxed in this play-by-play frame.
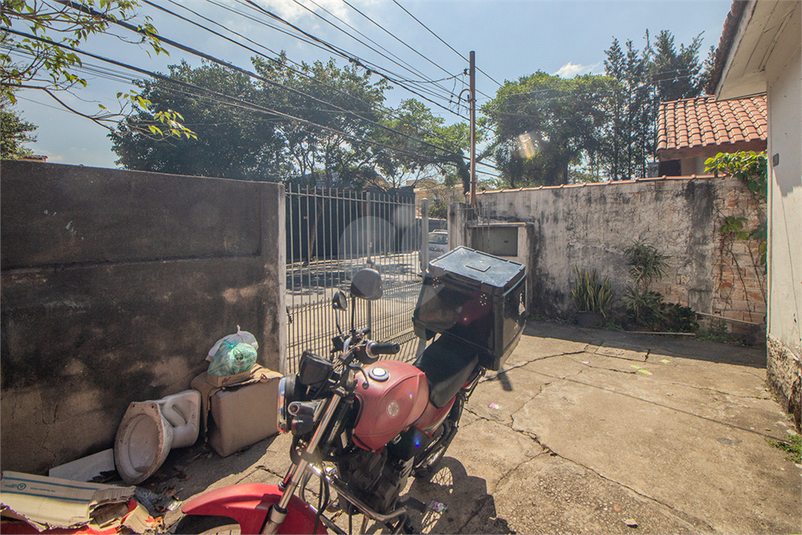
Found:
[164,321,801,534]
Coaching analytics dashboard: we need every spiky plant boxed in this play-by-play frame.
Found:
[572,266,613,318]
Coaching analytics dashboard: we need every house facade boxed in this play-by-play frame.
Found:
[707,0,801,429]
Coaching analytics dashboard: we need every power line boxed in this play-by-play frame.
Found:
[165,0,478,149]
[7,2,503,174]
[287,0,464,104]
[339,0,469,94]
[389,0,502,91]
[3,27,479,174]
[237,0,469,120]
[161,0,461,150]
[49,0,469,157]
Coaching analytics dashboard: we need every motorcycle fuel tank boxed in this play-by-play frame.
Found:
[353,360,429,451]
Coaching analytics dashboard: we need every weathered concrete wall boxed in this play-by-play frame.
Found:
[472,176,766,327]
[1,160,286,474]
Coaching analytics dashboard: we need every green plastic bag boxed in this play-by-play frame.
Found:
[207,340,258,377]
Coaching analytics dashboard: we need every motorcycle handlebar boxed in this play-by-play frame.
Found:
[367,341,401,356]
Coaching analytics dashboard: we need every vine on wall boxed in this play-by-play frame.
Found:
[705,151,767,325]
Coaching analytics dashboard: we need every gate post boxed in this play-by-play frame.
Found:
[421,198,429,273]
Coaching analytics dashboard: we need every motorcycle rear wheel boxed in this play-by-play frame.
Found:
[172,515,241,535]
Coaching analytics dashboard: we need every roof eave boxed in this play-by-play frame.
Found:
[707,0,758,98]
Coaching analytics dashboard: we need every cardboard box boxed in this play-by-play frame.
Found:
[206,366,255,388]
[0,472,134,531]
[191,366,283,457]
[209,373,281,457]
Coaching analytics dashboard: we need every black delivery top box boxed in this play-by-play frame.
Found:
[413,246,526,371]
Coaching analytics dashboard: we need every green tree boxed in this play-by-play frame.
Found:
[648,30,709,102]
[371,98,470,191]
[482,72,615,187]
[1,0,164,98]
[250,54,390,187]
[110,60,280,180]
[1,94,37,159]
[112,55,470,189]
[602,30,714,180]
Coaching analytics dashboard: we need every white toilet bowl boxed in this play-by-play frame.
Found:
[156,390,201,448]
[114,389,201,485]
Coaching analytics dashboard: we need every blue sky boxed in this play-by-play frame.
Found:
[10,0,733,170]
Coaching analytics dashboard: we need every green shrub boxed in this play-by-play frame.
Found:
[572,267,613,318]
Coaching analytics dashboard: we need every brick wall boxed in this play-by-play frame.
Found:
[711,179,767,329]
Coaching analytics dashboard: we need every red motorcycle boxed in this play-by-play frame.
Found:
[178,248,526,534]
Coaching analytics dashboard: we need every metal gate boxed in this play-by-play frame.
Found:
[285,185,423,373]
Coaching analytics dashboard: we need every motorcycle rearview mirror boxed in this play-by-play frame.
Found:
[332,290,347,335]
[332,290,348,311]
[349,269,383,301]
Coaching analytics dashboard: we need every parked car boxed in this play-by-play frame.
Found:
[420,230,448,269]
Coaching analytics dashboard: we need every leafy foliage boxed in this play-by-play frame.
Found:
[112,56,469,187]
[705,151,768,316]
[659,302,700,333]
[705,151,767,200]
[571,267,613,318]
[648,30,711,102]
[2,0,193,139]
[481,29,713,186]
[621,287,665,328]
[767,434,802,464]
[110,60,282,179]
[1,94,37,158]
[601,30,714,180]
[624,240,670,292]
[482,72,616,187]
[620,240,693,331]
[2,0,163,101]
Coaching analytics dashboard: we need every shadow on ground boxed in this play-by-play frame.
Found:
[523,321,766,369]
[398,458,513,534]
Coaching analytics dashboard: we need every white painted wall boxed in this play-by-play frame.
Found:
[766,5,802,366]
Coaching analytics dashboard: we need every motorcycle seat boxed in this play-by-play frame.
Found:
[414,336,479,408]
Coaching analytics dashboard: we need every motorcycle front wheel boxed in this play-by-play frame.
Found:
[172,515,241,535]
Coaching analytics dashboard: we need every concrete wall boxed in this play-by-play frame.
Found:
[1,160,286,474]
[468,177,766,328]
[765,5,801,429]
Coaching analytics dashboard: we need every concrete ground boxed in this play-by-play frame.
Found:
[160,321,801,534]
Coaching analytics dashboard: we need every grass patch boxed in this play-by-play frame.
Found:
[767,433,802,464]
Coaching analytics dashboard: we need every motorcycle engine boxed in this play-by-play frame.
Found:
[335,447,415,515]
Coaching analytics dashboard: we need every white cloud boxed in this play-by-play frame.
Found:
[554,62,603,78]
[256,0,364,25]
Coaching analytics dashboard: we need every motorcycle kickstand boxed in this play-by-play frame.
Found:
[388,513,413,535]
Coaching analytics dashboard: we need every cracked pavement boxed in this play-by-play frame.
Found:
[161,321,801,534]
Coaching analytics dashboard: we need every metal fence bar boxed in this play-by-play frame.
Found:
[284,186,423,372]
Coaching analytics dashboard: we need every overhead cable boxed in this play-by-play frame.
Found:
[3,27,476,170]
[389,0,503,91]
[163,0,461,149]
[237,0,469,120]
[49,0,468,157]
[288,0,463,103]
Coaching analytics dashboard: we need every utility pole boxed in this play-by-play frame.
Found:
[469,50,476,206]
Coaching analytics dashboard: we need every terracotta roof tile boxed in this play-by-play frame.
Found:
[657,95,767,155]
